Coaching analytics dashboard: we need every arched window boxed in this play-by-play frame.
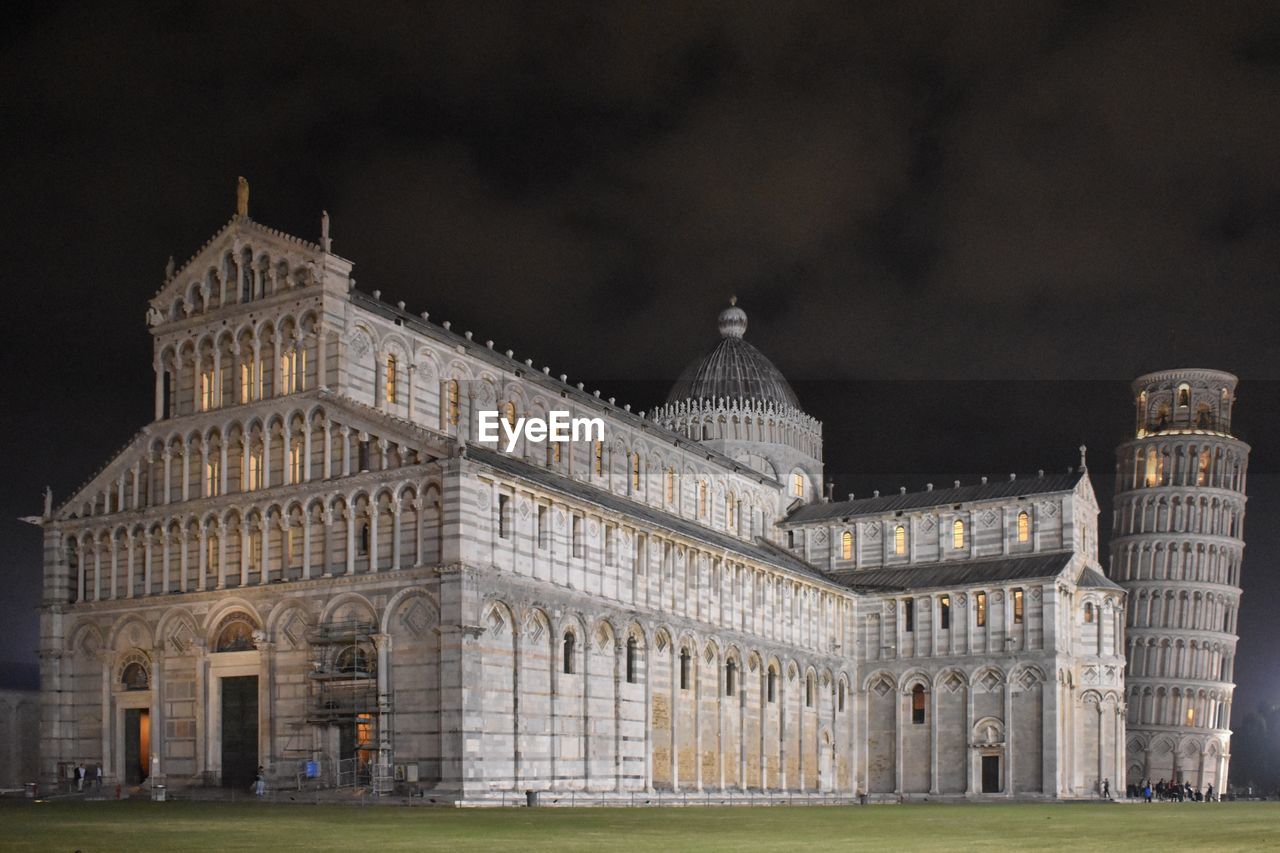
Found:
[665,468,675,503]
[767,666,777,703]
[952,519,965,549]
[444,380,460,426]
[1178,383,1191,407]
[1084,602,1095,623]
[838,681,846,712]
[841,530,854,560]
[563,631,575,675]
[248,447,263,491]
[911,685,926,724]
[1144,446,1159,487]
[726,493,736,529]
[975,591,987,627]
[698,481,708,518]
[805,673,814,707]
[385,355,397,404]
[679,647,691,690]
[894,525,906,556]
[632,453,641,491]
[359,521,370,556]
[725,659,737,696]
[121,661,149,691]
[503,401,517,428]
[626,637,638,684]
[792,473,805,499]
[1017,511,1030,542]
[594,441,604,476]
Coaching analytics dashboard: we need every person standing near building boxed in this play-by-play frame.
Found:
[254,766,265,797]
[94,764,102,791]
[76,763,85,792]
[1102,779,1111,800]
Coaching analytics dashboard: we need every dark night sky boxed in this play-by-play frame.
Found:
[1,2,1278,720]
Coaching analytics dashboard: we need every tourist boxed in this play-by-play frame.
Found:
[1144,782,1153,803]
[76,763,85,792]
[254,766,265,797]
[1206,784,1215,802]
[94,764,102,791]
[1102,779,1111,800]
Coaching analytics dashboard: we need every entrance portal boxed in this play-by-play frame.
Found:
[124,709,150,785]
[221,676,258,789]
[981,755,1001,793]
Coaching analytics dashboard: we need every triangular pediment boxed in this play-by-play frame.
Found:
[55,428,157,521]
[147,215,349,320]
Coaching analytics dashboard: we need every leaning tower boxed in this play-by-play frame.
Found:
[1111,369,1248,793]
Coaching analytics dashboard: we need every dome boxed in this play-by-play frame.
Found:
[666,298,801,409]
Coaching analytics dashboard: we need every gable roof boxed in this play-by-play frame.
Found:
[781,471,1086,525]
[466,445,833,585]
[827,552,1075,592]
[1077,565,1124,591]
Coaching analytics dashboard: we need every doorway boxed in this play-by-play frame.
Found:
[124,709,150,785]
[981,755,1001,793]
[221,676,258,789]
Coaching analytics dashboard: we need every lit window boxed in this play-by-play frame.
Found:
[912,685,926,724]
[445,379,459,426]
[940,595,950,630]
[594,441,604,476]
[632,453,642,491]
[841,530,853,560]
[953,519,965,549]
[894,525,906,556]
[1084,602,1094,623]
[279,351,296,395]
[205,459,220,497]
[1017,511,1030,542]
[240,361,253,402]
[1013,589,1024,624]
[247,448,263,491]
[976,592,987,627]
[698,481,708,518]
[1144,446,1159,487]
[1186,707,1195,725]
[201,370,215,411]
[289,443,303,482]
[792,473,805,498]
[504,401,517,428]
[1197,449,1210,487]
[385,355,397,403]
[666,468,675,503]
[1178,384,1190,407]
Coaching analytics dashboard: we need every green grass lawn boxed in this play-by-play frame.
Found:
[0,799,1275,852]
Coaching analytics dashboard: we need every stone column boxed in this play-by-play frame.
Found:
[406,364,416,422]
[162,450,173,505]
[345,509,356,575]
[316,327,328,390]
[391,507,402,570]
[323,422,332,480]
[282,426,292,486]
[154,358,165,421]
[126,532,136,598]
[302,514,313,580]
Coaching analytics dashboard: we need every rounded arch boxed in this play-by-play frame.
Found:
[107,614,154,651]
[320,591,378,626]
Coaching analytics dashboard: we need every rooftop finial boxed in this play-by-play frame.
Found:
[1079,444,1088,470]
[321,210,331,252]
[718,297,747,339]
[236,176,249,218]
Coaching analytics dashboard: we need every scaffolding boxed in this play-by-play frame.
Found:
[305,620,393,793]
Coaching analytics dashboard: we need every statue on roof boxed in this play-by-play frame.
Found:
[321,210,331,252]
[164,255,175,281]
[43,486,52,520]
[236,176,249,218]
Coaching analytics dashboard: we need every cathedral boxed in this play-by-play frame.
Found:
[36,188,1232,804]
